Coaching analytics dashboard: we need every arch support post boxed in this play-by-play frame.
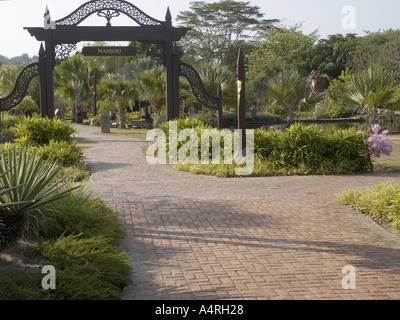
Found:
[44,33,55,119]
[172,44,180,119]
[165,7,179,120]
[39,43,48,117]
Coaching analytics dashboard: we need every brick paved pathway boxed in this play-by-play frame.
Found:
[76,125,400,300]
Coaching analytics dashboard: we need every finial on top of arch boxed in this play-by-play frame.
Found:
[165,7,172,21]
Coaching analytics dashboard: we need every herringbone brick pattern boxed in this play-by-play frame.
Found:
[76,125,400,300]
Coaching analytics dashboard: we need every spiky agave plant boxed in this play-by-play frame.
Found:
[0,175,29,251]
[0,146,79,251]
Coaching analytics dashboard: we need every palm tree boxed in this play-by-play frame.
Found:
[99,79,134,129]
[198,62,236,109]
[346,65,400,124]
[134,65,166,114]
[55,55,91,122]
[264,69,324,126]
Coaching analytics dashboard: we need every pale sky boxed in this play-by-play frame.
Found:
[0,0,399,58]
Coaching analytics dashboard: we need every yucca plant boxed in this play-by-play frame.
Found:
[0,173,29,251]
[0,146,79,251]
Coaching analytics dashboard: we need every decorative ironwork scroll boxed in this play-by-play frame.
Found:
[179,62,218,110]
[97,10,120,26]
[56,0,164,27]
[55,43,78,64]
[0,63,39,112]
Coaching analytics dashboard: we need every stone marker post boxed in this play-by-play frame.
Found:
[100,111,111,133]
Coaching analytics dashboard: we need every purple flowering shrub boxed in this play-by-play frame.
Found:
[357,124,394,158]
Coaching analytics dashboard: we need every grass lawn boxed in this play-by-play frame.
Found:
[95,128,149,141]
[372,136,400,172]
[75,137,99,144]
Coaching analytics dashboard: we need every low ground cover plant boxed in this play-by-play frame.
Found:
[0,182,131,300]
[338,182,400,229]
[0,118,131,300]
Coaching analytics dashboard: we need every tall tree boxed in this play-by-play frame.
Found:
[248,23,319,79]
[0,64,20,97]
[347,29,400,75]
[177,0,278,67]
[310,33,358,82]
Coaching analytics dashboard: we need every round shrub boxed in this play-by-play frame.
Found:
[37,140,83,167]
[14,116,76,146]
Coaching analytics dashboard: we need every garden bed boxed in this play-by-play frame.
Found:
[338,182,400,231]
[155,120,374,178]
[0,116,132,300]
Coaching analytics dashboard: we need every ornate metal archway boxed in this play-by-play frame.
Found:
[23,0,189,120]
[1,0,223,128]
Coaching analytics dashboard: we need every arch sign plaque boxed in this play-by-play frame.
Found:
[82,46,138,56]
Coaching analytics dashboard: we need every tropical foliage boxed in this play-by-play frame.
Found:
[346,66,400,124]
[133,65,166,114]
[264,69,324,125]
[54,55,91,122]
[13,116,75,145]
[159,120,373,177]
[99,79,135,129]
[0,115,130,300]
[248,23,319,78]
